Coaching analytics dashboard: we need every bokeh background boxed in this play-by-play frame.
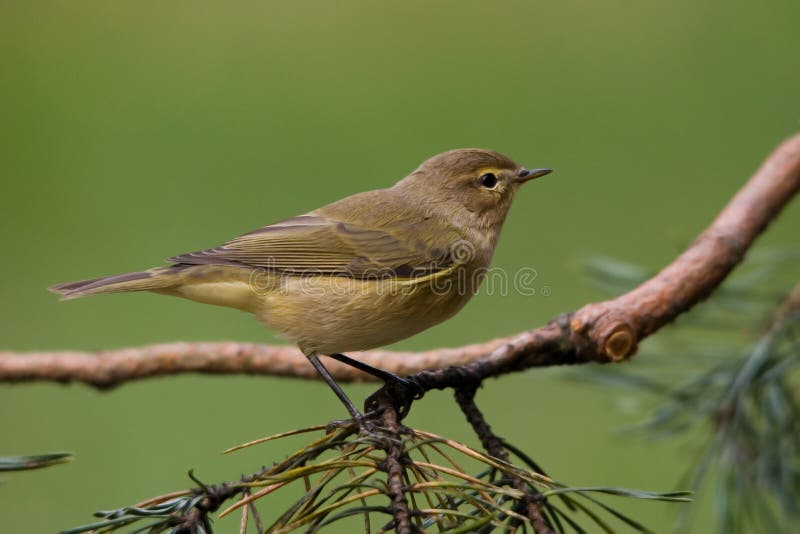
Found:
[2,1,799,532]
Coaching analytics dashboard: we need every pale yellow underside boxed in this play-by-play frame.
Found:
[161,265,476,355]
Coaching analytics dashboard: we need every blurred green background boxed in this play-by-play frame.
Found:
[2,1,799,532]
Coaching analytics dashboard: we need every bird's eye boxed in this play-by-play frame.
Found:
[479,173,498,189]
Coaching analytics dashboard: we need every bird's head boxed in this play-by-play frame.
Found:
[395,148,552,229]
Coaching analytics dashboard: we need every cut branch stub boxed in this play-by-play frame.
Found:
[569,307,637,363]
[602,323,637,361]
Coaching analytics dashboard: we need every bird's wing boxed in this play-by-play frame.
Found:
[168,215,457,278]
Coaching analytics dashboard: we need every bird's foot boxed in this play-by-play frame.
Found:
[365,374,426,420]
[325,416,360,435]
[319,353,425,425]
[325,410,382,435]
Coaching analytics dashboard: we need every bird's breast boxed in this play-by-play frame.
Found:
[254,263,486,355]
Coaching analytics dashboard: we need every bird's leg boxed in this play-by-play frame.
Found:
[327,353,406,383]
[306,353,362,421]
[327,353,425,419]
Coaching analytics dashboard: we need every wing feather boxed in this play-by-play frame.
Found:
[168,215,454,278]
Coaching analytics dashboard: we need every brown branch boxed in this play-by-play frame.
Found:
[0,340,509,389]
[454,385,554,533]
[2,133,799,389]
[373,391,414,534]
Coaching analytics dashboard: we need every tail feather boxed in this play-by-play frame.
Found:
[49,266,185,300]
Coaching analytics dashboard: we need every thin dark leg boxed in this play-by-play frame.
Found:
[306,353,362,419]
[327,353,407,383]
[328,353,425,418]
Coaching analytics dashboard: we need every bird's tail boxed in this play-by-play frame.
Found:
[49,266,188,300]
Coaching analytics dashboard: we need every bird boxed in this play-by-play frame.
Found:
[50,149,552,419]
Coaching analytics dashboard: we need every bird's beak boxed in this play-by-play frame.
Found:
[515,168,553,184]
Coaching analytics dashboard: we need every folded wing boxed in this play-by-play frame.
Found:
[168,215,455,278]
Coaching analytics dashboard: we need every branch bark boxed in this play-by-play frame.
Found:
[2,133,799,389]
[455,385,554,533]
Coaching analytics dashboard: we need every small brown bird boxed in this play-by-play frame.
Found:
[51,149,551,418]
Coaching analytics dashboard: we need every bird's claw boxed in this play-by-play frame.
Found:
[365,375,425,420]
[325,410,383,435]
